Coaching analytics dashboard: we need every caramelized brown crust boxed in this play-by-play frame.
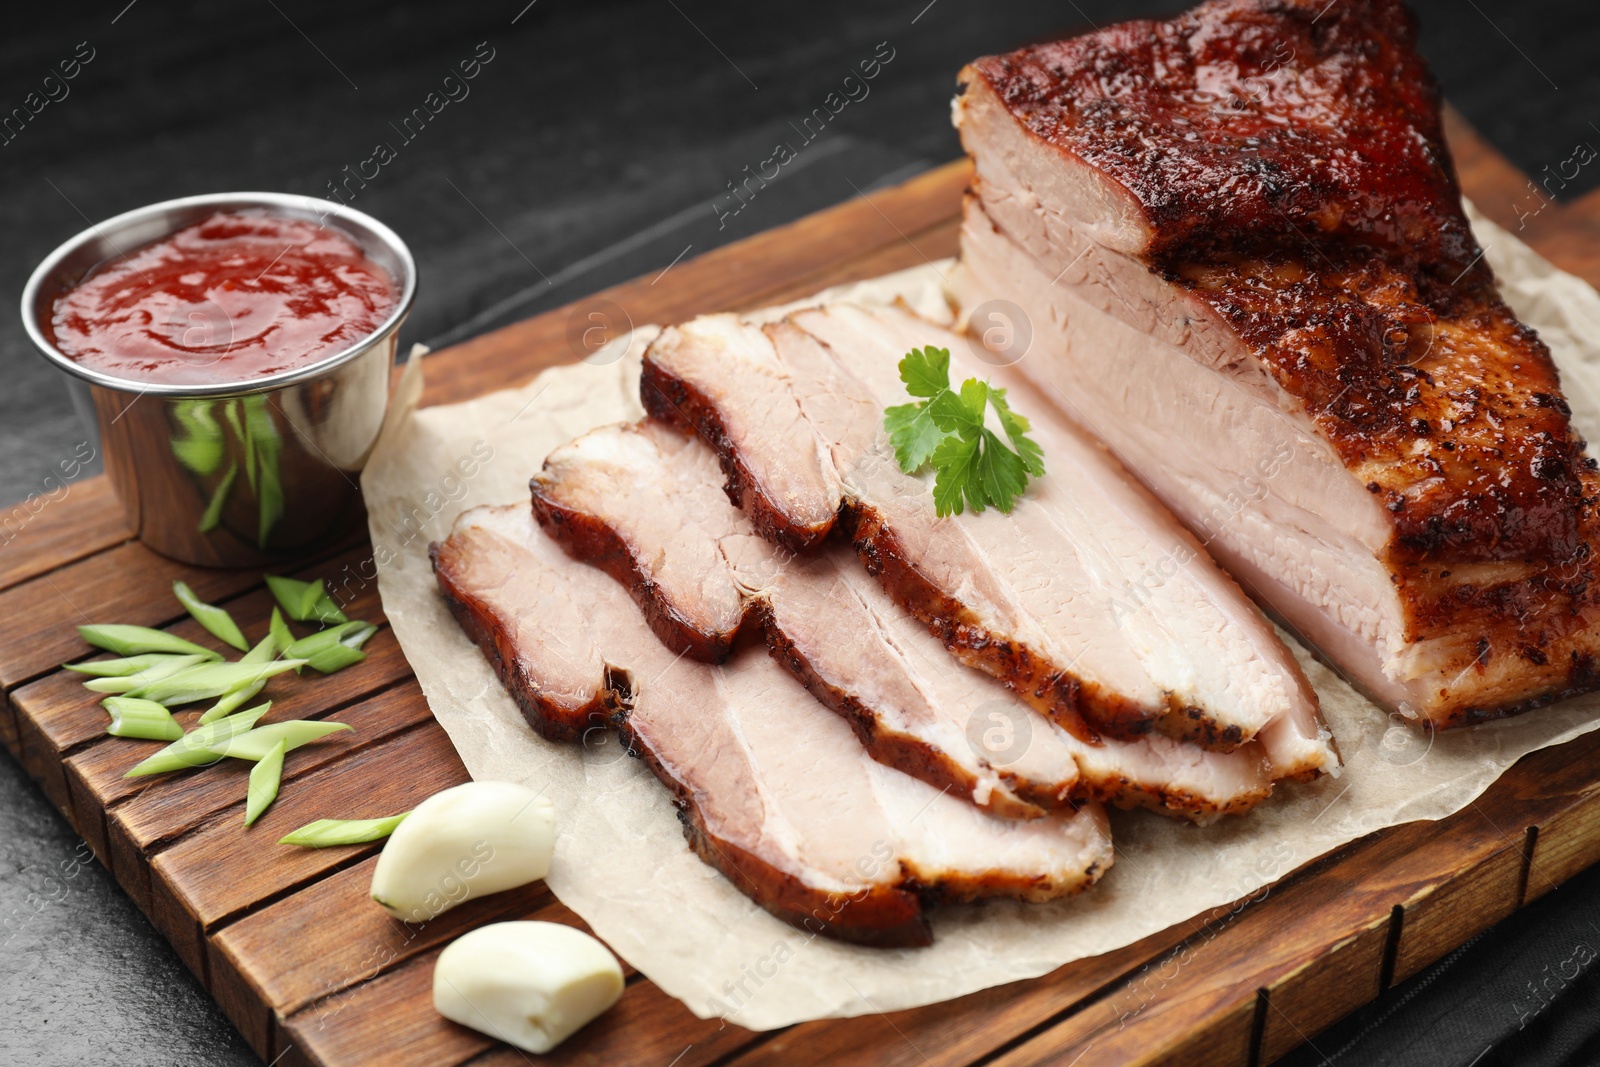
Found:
[432,530,934,947]
[530,479,745,662]
[964,0,1600,724]
[430,540,616,743]
[642,356,832,553]
[645,346,1254,747]
[753,599,1050,821]
[613,705,933,948]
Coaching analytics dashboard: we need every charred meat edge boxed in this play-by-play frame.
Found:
[431,537,934,947]
[644,350,1247,750]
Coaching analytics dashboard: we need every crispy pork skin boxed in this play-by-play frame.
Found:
[643,307,1333,778]
[432,505,1113,945]
[953,0,1600,726]
[533,422,1279,820]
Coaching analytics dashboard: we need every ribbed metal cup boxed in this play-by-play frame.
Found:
[20,193,416,568]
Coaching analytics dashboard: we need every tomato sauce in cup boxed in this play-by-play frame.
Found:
[47,210,398,387]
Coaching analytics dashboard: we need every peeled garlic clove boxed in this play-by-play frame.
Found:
[370,780,555,922]
[433,921,623,1054]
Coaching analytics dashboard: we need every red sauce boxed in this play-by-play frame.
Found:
[49,210,398,386]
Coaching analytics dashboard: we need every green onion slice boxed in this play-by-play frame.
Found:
[268,608,294,657]
[77,624,220,660]
[209,720,352,761]
[305,645,366,675]
[279,812,409,848]
[66,653,193,678]
[265,575,347,625]
[82,654,210,694]
[240,631,278,665]
[196,680,265,726]
[172,580,249,652]
[102,697,184,741]
[125,660,306,705]
[310,596,349,625]
[284,621,376,660]
[244,739,286,827]
[124,703,273,777]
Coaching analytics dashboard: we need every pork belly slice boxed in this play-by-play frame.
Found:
[643,306,1332,777]
[533,421,1277,820]
[431,505,1112,946]
[952,0,1600,726]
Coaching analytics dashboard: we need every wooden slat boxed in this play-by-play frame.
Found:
[1527,793,1600,901]
[147,722,468,977]
[1388,830,1527,985]
[210,856,554,1054]
[11,545,388,822]
[278,900,753,1067]
[99,680,424,914]
[0,475,130,593]
[0,542,257,690]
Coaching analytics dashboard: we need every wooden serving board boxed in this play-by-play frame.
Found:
[7,110,1600,1067]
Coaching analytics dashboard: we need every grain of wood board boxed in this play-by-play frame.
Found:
[4,112,1600,1067]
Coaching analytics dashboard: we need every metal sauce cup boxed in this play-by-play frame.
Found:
[20,193,417,568]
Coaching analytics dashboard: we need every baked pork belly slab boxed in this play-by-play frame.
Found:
[533,420,1277,820]
[643,306,1333,777]
[432,504,1112,945]
[952,0,1600,727]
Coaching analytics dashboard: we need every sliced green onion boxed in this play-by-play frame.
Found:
[124,703,273,777]
[198,461,238,533]
[265,575,349,626]
[305,645,366,675]
[279,812,409,848]
[77,624,220,660]
[102,697,184,741]
[209,720,352,761]
[196,631,281,721]
[126,659,306,705]
[284,621,376,660]
[240,631,278,665]
[266,576,318,622]
[82,653,210,694]
[309,595,348,625]
[244,739,286,826]
[268,607,294,657]
[172,580,249,652]
[66,653,193,678]
[196,681,265,726]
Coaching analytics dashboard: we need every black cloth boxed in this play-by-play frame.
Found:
[1,2,1597,1063]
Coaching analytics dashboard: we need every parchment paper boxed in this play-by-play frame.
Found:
[361,202,1600,1030]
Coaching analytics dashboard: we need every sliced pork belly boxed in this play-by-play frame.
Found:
[432,505,1112,945]
[952,0,1600,726]
[644,306,1333,778]
[534,421,1279,819]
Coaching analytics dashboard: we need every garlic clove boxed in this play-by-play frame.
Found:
[370,780,555,922]
[433,921,623,1053]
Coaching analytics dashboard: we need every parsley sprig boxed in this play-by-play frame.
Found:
[883,346,1045,517]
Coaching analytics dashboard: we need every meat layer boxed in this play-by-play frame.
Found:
[953,0,1600,725]
[533,421,1279,820]
[432,504,1113,945]
[643,306,1333,777]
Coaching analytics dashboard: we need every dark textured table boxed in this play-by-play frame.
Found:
[1,2,1596,1064]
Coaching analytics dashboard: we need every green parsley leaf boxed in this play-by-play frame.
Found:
[898,346,951,398]
[883,402,945,471]
[881,346,1045,517]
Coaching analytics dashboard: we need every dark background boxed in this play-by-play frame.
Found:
[1,1,1598,1063]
